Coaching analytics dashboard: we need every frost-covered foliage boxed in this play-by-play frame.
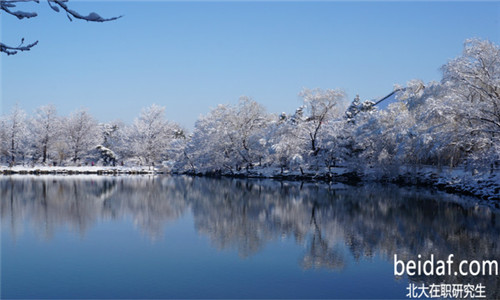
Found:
[95,145,117,166]
[0,104,185,167]
[264,89,348,173]
[1,38,499,177]
[0,104,28,165]
[381,39,500,172]
[299,88,347,155]
[30,104,61,164]
[184,97,272,173]
[65,109,100,163]
[128,104,183,165]
[441,39,500,168]
[267,109,307,173]
[345,94,376,122]
[338,38,499,175]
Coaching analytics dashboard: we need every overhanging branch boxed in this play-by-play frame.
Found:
[0,39,38,55]
[1,0,122,55]
[0,0,39,19]
[51,0,122,22]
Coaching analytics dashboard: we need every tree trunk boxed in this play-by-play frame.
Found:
[42,145,47,163]
[11,133,15,165]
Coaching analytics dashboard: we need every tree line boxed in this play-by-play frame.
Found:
[1,38,499,175]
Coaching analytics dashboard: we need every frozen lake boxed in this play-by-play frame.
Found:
[1,176,499,298]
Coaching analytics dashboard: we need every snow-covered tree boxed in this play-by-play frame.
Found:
[167,128,190,171]
[98,120,131,162]
[441,38,500,168]
[390,39,500,170]
[345,94,376,122]
[95,145,117,166]
[265,89,349,173]
[442,39,500,132]
[3,104,28,165]
[186,97,271,173]
[0,116,10,163]
[1,0,121,55]
[101,122,119,149]
[298,88,347,155]
[232,97,271,167]
[64,108,100,163]
[130,104,178,165]
[352,101,413,174]
[318,117,347,171]
[30,104,61,164]
[186,104,238,173]
[398,81,464,168]
[267,109,308,173]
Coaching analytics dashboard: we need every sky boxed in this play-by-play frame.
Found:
[2,1,500,130]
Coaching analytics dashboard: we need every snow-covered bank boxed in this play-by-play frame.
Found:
[387,167,500,202]
[177,166,500,202]
[0,165,163,175]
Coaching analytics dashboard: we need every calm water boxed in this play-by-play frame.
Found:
[1,176,499,299]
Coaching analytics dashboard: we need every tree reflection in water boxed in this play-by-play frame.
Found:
[1,175,499,296]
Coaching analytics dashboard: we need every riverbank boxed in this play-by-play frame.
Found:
[2,165,498,202]
[0,165,162,175]
[180,166,500,202]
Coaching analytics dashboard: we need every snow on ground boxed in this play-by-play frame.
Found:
[354,165,499,201]
[409,166,500,201]
[0,165,162,174]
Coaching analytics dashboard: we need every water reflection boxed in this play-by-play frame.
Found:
[1,175,499,296]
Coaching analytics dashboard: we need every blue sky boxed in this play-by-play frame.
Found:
[2,1,500,129]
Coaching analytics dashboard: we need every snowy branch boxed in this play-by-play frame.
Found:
[50,0,122,22]
[1,0,39,19]
[1,0,122,55]
[476,117,500,130]
[0,39,38,55]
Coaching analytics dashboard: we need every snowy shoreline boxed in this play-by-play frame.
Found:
[0,165,160,175]
[181,166,500,202]
[2,165,498,202]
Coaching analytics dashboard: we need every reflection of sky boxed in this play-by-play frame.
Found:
[2,211,407,299]
[2,176,499,298]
